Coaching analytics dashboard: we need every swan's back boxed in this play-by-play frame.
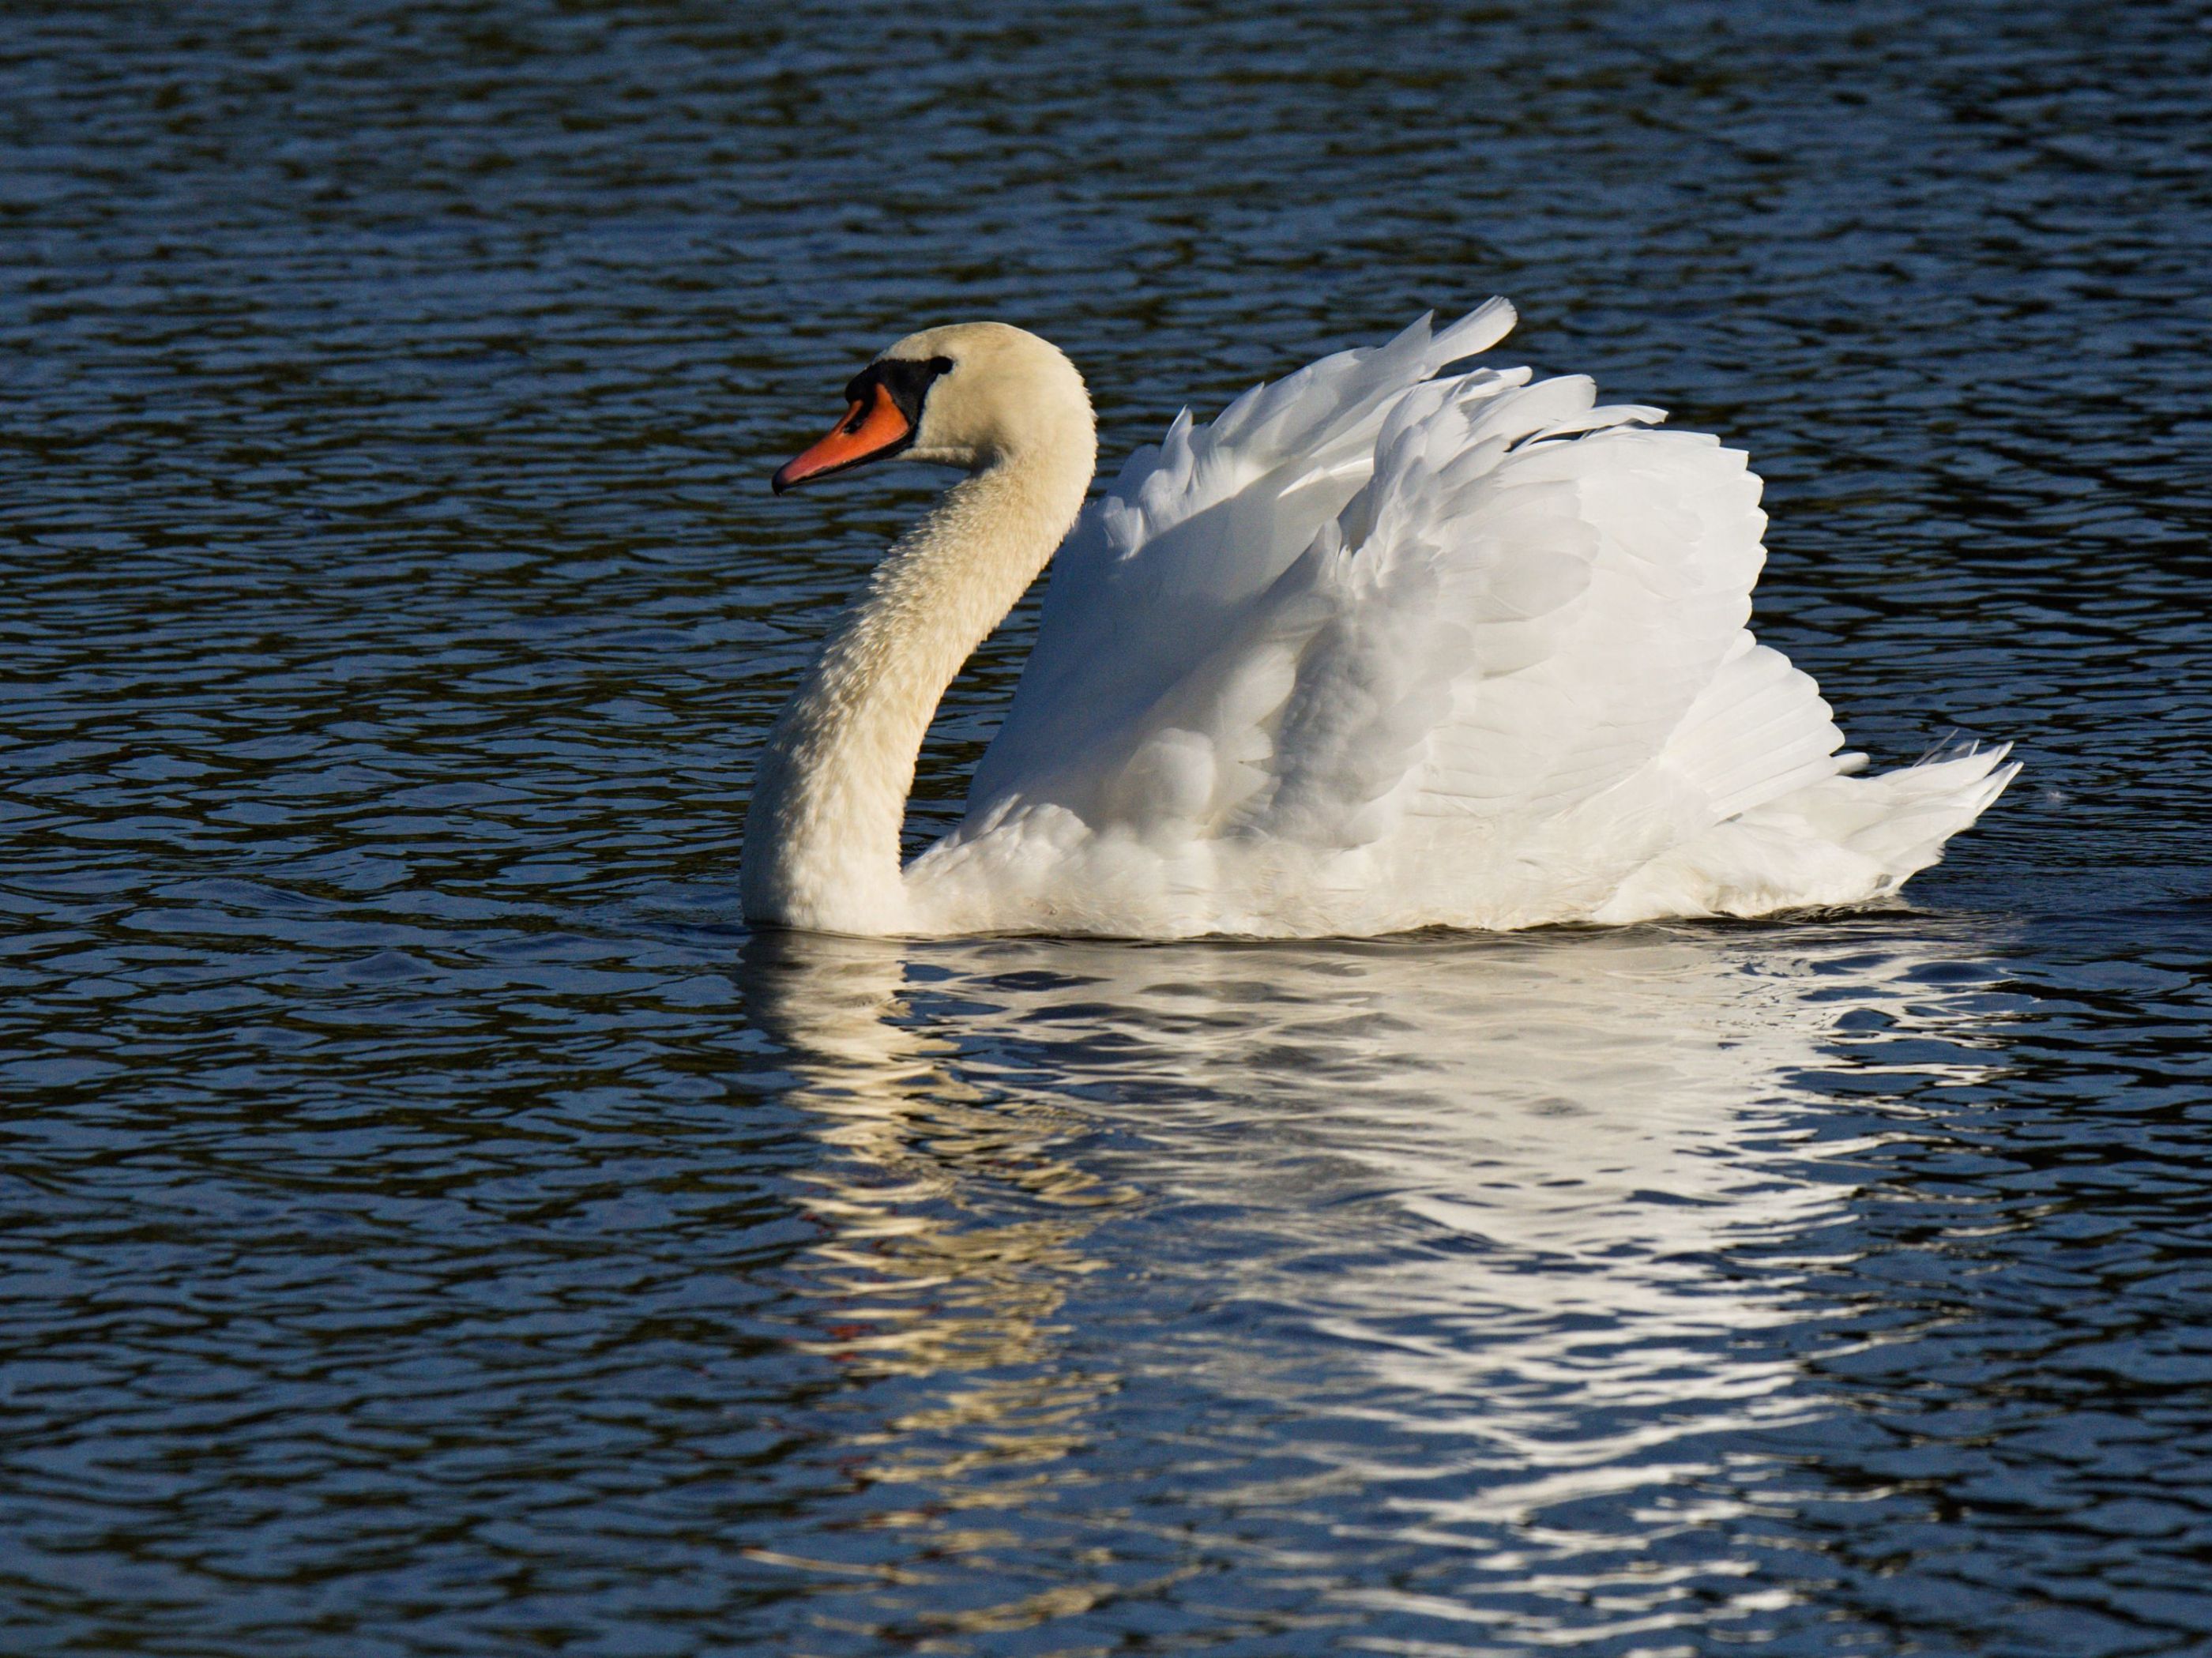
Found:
[908,303,2012,938]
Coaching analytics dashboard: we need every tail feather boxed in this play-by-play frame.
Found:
[1594,742,2018,923]
[1808,742,2019,875]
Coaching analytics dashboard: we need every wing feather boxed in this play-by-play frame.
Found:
[967,301,1520,815]
[917,305,1998,935]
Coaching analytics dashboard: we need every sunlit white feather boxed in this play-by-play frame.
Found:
[903,302,2012,934]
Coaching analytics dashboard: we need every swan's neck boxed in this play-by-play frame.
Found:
[741,447,1092,934]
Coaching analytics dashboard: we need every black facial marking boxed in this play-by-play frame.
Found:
[844,354,955,426]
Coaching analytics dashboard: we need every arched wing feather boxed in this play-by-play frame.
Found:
[968,300,1519,814]
[920,305,2012,934]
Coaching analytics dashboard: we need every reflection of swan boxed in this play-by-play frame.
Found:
[743,304,2014,938]
[739,931,1132,1380]
[745,925,2005,1408]
[739,924,2010,1644]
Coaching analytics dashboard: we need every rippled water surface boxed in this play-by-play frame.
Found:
[6,2,2210,1652]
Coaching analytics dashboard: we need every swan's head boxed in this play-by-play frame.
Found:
[772,321,1093,494]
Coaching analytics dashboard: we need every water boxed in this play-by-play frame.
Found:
[4,2,2209,1652]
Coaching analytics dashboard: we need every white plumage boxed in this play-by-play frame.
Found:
[747,303,2014,938]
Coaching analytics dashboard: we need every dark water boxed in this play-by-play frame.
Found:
[5,2,2210,1652]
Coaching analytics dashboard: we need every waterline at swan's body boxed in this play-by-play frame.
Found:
[743,304,2014,939]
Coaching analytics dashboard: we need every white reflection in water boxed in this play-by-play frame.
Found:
[740,922,2004,1638]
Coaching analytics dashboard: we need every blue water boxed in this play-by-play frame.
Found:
[4,2,2210,1652]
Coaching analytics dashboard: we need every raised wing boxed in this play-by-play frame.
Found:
[966,300,1519,816]
[1251,374,1838,839]
[927,306,1948,931]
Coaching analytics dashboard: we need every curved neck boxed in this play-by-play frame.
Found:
[741,441,1093,934]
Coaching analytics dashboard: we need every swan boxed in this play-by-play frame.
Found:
[743,300,2014,938]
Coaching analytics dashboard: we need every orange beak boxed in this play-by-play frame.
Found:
[771,383,915,494]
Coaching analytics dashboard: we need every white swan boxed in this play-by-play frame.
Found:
[743,301,2014,938]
